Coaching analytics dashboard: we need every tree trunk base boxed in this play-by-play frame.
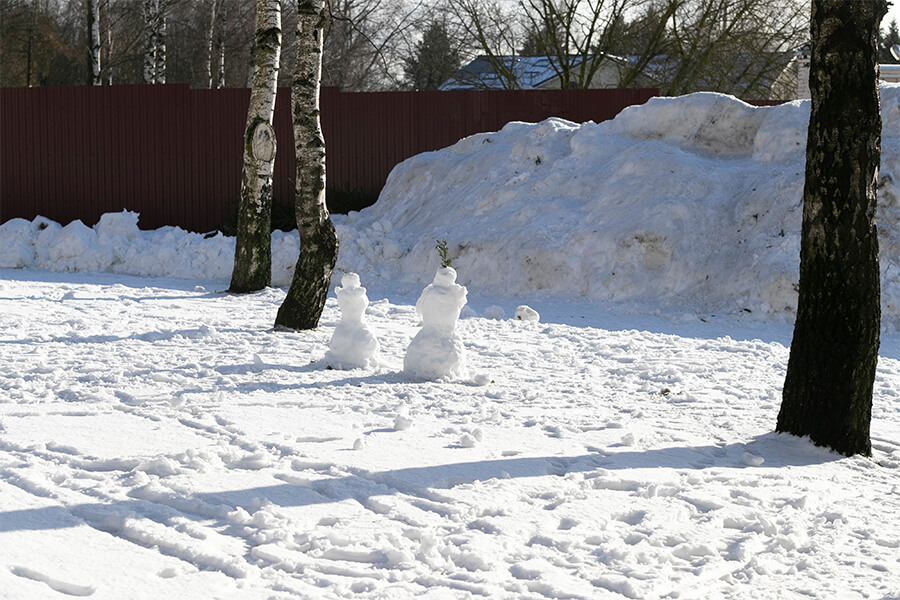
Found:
[274,219,338,330]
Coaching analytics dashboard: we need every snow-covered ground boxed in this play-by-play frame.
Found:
[1,90,899,599]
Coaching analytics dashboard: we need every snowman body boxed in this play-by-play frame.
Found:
[327,273,379,368]
[403,267,468,380]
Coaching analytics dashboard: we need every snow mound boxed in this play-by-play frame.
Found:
[2,88,899,324]
[336,88,900,322]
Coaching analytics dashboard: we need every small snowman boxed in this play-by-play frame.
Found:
[403,266,468,380]
[325,272,379,369]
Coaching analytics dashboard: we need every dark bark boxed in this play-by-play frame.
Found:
[276,217,338,329]
[777,0,885,457]
[274,0,338,330]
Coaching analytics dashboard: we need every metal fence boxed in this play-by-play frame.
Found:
[1,85,658,233]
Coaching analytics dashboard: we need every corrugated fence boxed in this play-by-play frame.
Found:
[1,85,658,233]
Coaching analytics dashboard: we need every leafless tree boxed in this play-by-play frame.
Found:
[230,0,282,293]
[446,0,524,88]
[275,0,339,330]
[446,0,807,98]
[656,0,808,99]
[87,0,101,84]
[322,0,421,90]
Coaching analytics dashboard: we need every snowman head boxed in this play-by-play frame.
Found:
[433,266,457,286]
[341,272,361,289]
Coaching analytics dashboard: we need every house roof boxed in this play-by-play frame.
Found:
[439,55,596,90]
[439,51,796,97]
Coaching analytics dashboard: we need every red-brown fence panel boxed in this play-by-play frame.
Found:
[1,85,658,233]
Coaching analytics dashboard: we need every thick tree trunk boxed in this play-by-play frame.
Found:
[230,0,282,293]
[777,0,885,457]
[275,0,339,330]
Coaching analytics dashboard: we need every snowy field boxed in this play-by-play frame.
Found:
[2,90,900,599]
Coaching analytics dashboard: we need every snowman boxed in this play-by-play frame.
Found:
[325,272,379,369]
[403,266,468,380]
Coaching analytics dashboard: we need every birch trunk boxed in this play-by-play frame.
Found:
[206,0,218,89]
[88,0,101,85]
[274,0,338,330]
[230,0,282,293]
[155,4,166,84]
[143,0,156,83]
[217,3,227,89]
[777,0,885,457]
[104,4,113,85]
[217,36,226,88]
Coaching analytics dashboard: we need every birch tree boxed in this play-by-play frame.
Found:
[88,0,101,84]
[777,0,886,457]
[205,0,228,88]
[205,0,219,88]
[275,0,339,329]
[143,0,165,83]
[230,0,282,293]
[143,0,155,82]
[155,1,166,83]
[102,0,113,84]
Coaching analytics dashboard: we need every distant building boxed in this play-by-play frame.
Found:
[795,44,900,99]
[439,55,652,91]
[882,64,900,84]
[441,53,797,101]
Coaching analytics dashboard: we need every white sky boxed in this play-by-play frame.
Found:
[888,2,900,29]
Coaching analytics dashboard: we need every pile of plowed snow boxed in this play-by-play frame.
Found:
[3,89,899,324]
[337,90,900,322]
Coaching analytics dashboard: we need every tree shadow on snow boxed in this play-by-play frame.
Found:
[0,432,846,533]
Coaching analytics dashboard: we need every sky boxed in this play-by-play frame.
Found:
[888,2,900,38]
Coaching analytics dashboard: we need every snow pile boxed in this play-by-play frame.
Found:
[337,89,900,321]
[1,211,233,282]
[0,211,301,287]
[2,88,900,324]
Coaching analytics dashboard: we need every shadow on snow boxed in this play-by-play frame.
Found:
[0,432,844,534]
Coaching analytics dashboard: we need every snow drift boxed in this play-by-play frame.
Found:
[338,89,900,322]
[2,88,899,324]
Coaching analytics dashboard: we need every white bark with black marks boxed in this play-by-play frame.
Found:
[206,0,219,89]
[88,0,101,85]
[143,0,156,84]
[230,0,282,293]
[143,0,165,84]
[155,7,166,84]
[275,0,338,330]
